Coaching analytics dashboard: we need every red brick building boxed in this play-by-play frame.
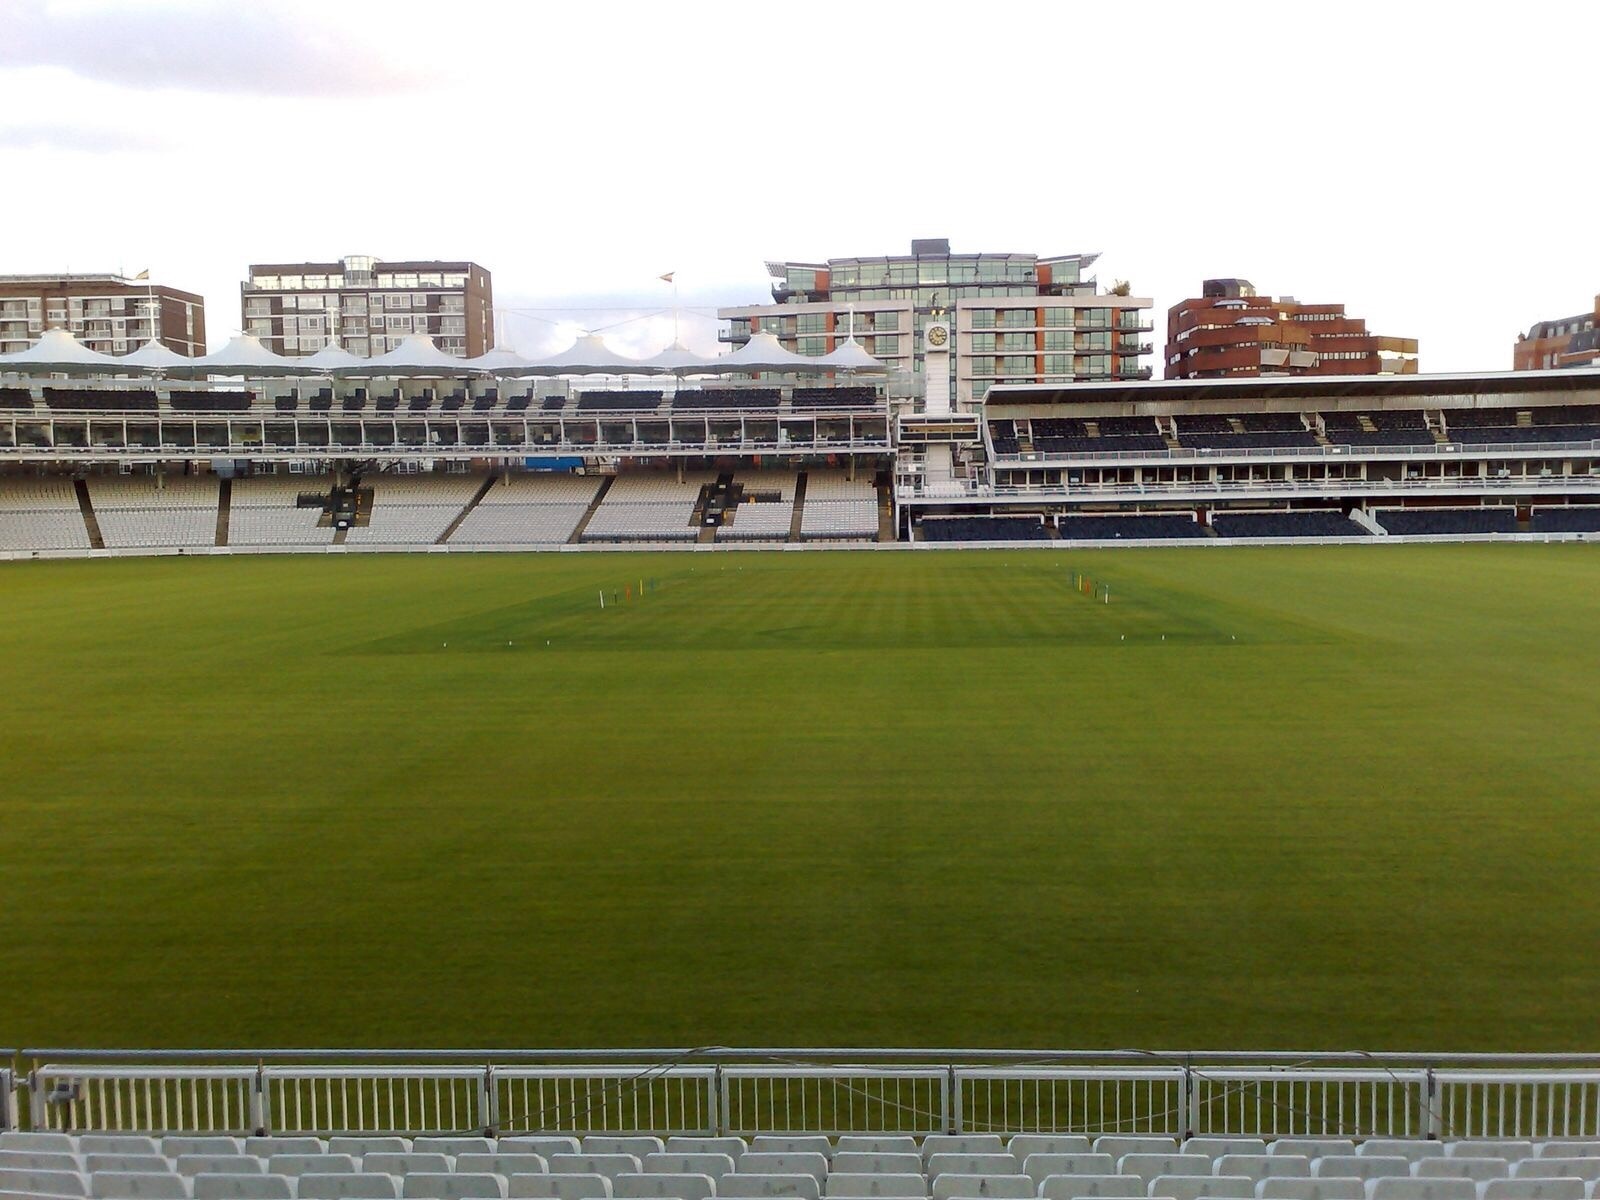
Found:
[1165,279,1417,380]
[0,273,206,356]
[1514,296,1599,370]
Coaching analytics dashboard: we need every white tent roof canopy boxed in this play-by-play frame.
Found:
[175,334,302,377]
[0,328,124,373]
[696,330,840,374]
[118,339,193,372]
[343,334,470,377]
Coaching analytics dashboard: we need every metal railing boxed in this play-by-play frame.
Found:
[12,1051,1600,1139]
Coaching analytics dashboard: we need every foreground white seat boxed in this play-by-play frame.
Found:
[613,1173,715,1200]
[0,1152,81,1173]
[81,1140,161,1158]
[1366,1180,1477,1200]
[0,1134,78,1154]
[247,1141,327,1159]
[164,1141,246,1160]
[1256,1179,1366,1200]
[1514,1163,1600,1183]
[1534,1149,1600,1162]
[1153,1174,1256,1200]
[414,1138,496,1158]
[836,1141,919,1158]
[1038,1173,1146,1200]
[923,1140,1006,1166]
[832,1155,923,1178]
[266,1155,358,1177]
[507,1175,612,1200]
[1118,1156,1212,1188]
[928,1156,1018,1180]
[1358,1146,1445,1164]
[174,1157,264,1178]
[401,1173,508,1199]
[1415,1160,1509,1183]
[1010,1139,1093,1164]
[1186,1143,1268,1163]
[1099,1142,1181,1162]
[738,1155,829,1186]
[329,1140,412,1158]
[665,1140,747,1162]
[1219,1157,1311,1183]
[547,1157,641,1184]
[1272,1147,1356,1163]
[825,1174,927,1198]
[298,1177,402,1200]
[1317,1160,1411,1182]
[502,1142,582,1161]
[584,1142,665,1161]
[361,1156,451,1178]
[641,1154,734,1181]
[719,1173,822,1200]
[930,1174,1035,1200]
[1481,1183,1586,1200]
[85,1156,172,1176]
[88,1172,189,1199]
[191,1174,295,1200]
[752,1141,833,1162]
[0,1168,89,1197]
[1446,1148,1530,1164]
[1023,1154,1118,1185]
[457,1156,547,1178]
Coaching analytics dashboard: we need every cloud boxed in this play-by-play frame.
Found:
[0,0,457,97]
[0,120,177,153]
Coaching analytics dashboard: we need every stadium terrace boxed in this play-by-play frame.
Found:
[2,326,1600,554]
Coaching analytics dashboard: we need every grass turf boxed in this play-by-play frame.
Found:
[1,544,1597,1052]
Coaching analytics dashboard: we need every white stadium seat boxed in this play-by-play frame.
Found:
[298,1177,403,1200]
[1316,1160,1412,1182]
[1365,1180,1478,1200]
[825,1175,927,1198]
[361,1155,453,1177]
[458,1157,548,1178]
[613,1172,716,1200]
[1151,1175,1257,1200]
[0,1152,82,1173]
[1256,1179,1367,1200]
[1514,1163,1600,1183]
[1272,1148,1357,1164]
[1186,1143,1269,1163]
[173,1158,264,1178]
[400,1173,508,1199]
[664,1139,748,1162]
[501,1142,582,1161]
[191,1175,296,1200]
[507,1175,613,1200]
[88,1173,190,1199]
[927,1156,1018,1180]
[929,1174,1035,1200]
[1415,1159,1509,1182]
[547,1158,642,1184]
[582,1141,664,1161]
[1098,1142,1182,1162]
[1481,1181,1586,1200]
[1358,1146,1447,1164]
[1021,1154,1118,1185]
[719,1173,822,1200]
[641,1154,735,1180]
[832,1155,924,1177]
[1117,1156,1213,1188]
[265,1155,358,1177]
[1534,1148,1600,1161]
[246,1140,327,1159]
[85,1156,172,1176]
[327,1139,412,1158]
[164,1141,246,1160]
[1217,1157,1311,1183]
[0,1168,90,1197]
[738,1155,830,1186]
[836,1141,919,1158]
[80,1140,161,1157]
[1010,1138,1094,1163]
[1446,1147,1531,1164]
[0,1134,79,1154]
[1037,1174,1146,1200]
[922,1141,1007,1167]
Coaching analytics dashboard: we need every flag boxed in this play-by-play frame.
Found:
[658,272,675,283]
[133,269,150,281]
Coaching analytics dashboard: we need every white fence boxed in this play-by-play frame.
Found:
[11,1053,1600,1140]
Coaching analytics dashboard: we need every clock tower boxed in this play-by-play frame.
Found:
[923,316,952,415]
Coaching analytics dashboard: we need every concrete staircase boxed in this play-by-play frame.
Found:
[214,478,231,546]
[73,478,105,550]
[437,473,496,544]
[566,474,614,544]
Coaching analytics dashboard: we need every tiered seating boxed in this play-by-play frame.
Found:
[169,391,253,413]
[1176,413,1317,449]
[1032,417,1093,454]
[583,471,715,541]
[229,475,334,546]
[346,473,484,545]
[0,475,90,551]
[5,1134,1594,1200]
[989,421,1020,456]
[44,386,158,411]
[89,475,219,548]
[577,391,664,412]
[1444,406,1600,446]
[723,471,798,541]
[801,470,878,540]
[1211,510,1370,538]
[1530,505,1600,534]
[1374,508,1519,536]
[1032,417,1166,454]
[919,516,1049,542]
[1321,411,1433,447]
[0,385,34,409]
[790,387,877,409]
[449,473,603,545]
[1057,513,1206,540]
[674,389,782,410]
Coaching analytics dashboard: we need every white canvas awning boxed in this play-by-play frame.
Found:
[697,331,834,374]
[298,342,367,372]
[117,339,193,372]
[637,342,715,373]
[460,346,538,376]
[175,334,302,377]
[0,328,124,374]
[813,337,887,372]
[343,334,471,377]
[526,333,653,375]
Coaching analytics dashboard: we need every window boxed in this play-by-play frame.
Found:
[797,313,827,334]
[1044,330,1071,350]
[970,309,996,329]
[971,332,996,353]
[343,296,367,316]
[390,315,412,333]
[874,335,899,355]
[797,336,826,356]
[385,294,406,310]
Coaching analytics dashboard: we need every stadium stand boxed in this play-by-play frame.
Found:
[8,1135,1595,1200]
[1529,505,1600,533]
[169,390,253,413]
[673,389,782,411]
[1056,513,1206,540]
[800,470,878,540]
[1031,416,1167,454]
[917,516,1050,542]
[577,391,664,412]
[1175,412,1319,449]
[583,471,716,541]
[722,471,798,541]
[228,474,334,546]
[89,474,219,548]
[0,385,35,409]
[790,387,878,410]
[1210,510,1370,538]
[449,473,603,546]
[1320,411,1433,447]
[1372,507,1519,536]
[0,474,91,551]
[44,386,158,411]
[988,421,1020,456]
[345,472,484,545]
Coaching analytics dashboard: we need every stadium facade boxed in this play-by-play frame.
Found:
[2,317,1600,553]
[717,240,1156,403]
[0,273,206,358]
[241,256,494,359]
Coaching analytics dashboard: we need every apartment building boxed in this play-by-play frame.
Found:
[0,273,206,356]
[1515,296,1600,370]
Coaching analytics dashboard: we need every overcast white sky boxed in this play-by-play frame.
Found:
[1,0,1596,368]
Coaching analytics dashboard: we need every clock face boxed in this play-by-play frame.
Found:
[927,324,949,347]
